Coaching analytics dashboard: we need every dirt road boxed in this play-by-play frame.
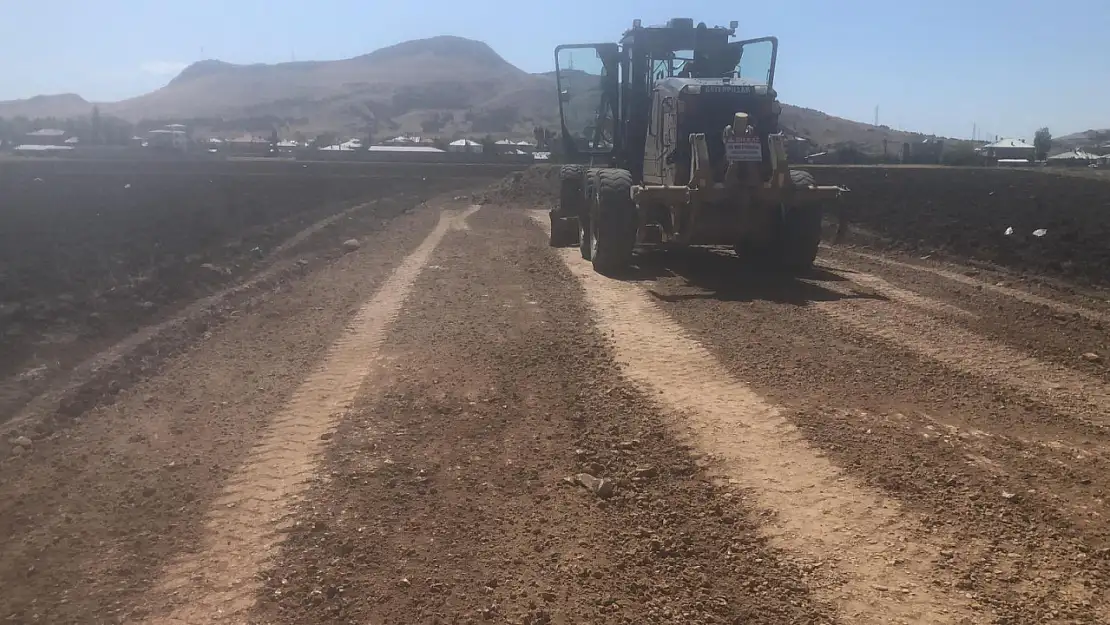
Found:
[2,180,1109,624]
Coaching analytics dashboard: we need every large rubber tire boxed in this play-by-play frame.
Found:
[590,168,637,275]
[558,165,585,218]
[578,170,599,260]
[732,169,823,273]
[774,169,824,272]
[548,212,577,247]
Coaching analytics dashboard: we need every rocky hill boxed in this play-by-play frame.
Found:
[0,35,948,151]
[1055,128,1110,151]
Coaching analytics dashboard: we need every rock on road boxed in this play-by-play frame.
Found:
[2,186,1109,625]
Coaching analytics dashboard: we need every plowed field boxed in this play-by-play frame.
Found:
[2,162,1109,625]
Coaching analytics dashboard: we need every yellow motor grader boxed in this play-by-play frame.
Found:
[549,17,844,274]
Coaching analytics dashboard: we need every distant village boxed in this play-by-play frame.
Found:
[802,135,1110,168]
[1,123,553,163]
[4,122,1110,169]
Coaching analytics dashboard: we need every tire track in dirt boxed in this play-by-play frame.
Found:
[812,279,1110,429]
[128,205,477,625]
[615,237,1110,620]
[0,193,452,625]
[532,213,985,624]
[825,246,1110,325]
[255,205,833,625]
[816,259,979,321]
[638,245,1109,622]
[819,244,1110,396]
[0,198,391,440]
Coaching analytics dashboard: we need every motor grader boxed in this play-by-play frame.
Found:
[548,17,844,274]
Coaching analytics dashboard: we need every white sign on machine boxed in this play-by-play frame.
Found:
[725,136,763,162]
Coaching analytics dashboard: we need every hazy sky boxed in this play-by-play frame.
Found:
[1,0,1106,140]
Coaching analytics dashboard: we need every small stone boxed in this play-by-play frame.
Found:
[200,263,230,276]
[632,466,658,479]
[1001,491,1017,500]
[575,473,616,499]
[873,585,890,592]
[1081,352,1101,362]
[342,239,361,252]
[12,436,33,448]
[320,432,334,441]
[398,577,411,588]
[10,445,25,457]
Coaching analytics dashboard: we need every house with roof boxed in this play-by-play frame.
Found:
[368,144,445,154]
[978,138,1035,162]
[147,128,188,151]
[224,135,271,155]
[319,138,365,151]
[23,128,69,146]
[492,139,536,154]
[448,139,482,153]
[1046,149,1099,167]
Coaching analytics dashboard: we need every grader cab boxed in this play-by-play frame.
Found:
[549,17,844,274]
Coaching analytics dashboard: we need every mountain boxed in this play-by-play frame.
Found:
[0,93,93,119]
[1055,129,1110,151]
[0,36,953,150]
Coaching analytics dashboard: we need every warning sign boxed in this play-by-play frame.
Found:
[725,137,763,162]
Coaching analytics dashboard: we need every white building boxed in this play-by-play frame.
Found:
[448,139,483,153]
[146,129,188,150]
[978,138,1035,161]
[368,145,445,153]
[1046,149,1099,165]
[383,135,423,145]
[319,138,364,151]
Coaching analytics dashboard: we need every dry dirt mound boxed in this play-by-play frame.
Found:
[477,164,560,205]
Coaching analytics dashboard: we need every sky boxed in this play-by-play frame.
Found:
[1,0,1107,140]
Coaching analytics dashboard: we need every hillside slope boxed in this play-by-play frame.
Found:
[0,35,948,150]
[0,94,94,120]
[1056,128,1110,151]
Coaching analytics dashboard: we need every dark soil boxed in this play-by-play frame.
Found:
[477,164,559,205]
[810,166,1110,286]
[0,160,497,423]
[484,165,1110,287]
